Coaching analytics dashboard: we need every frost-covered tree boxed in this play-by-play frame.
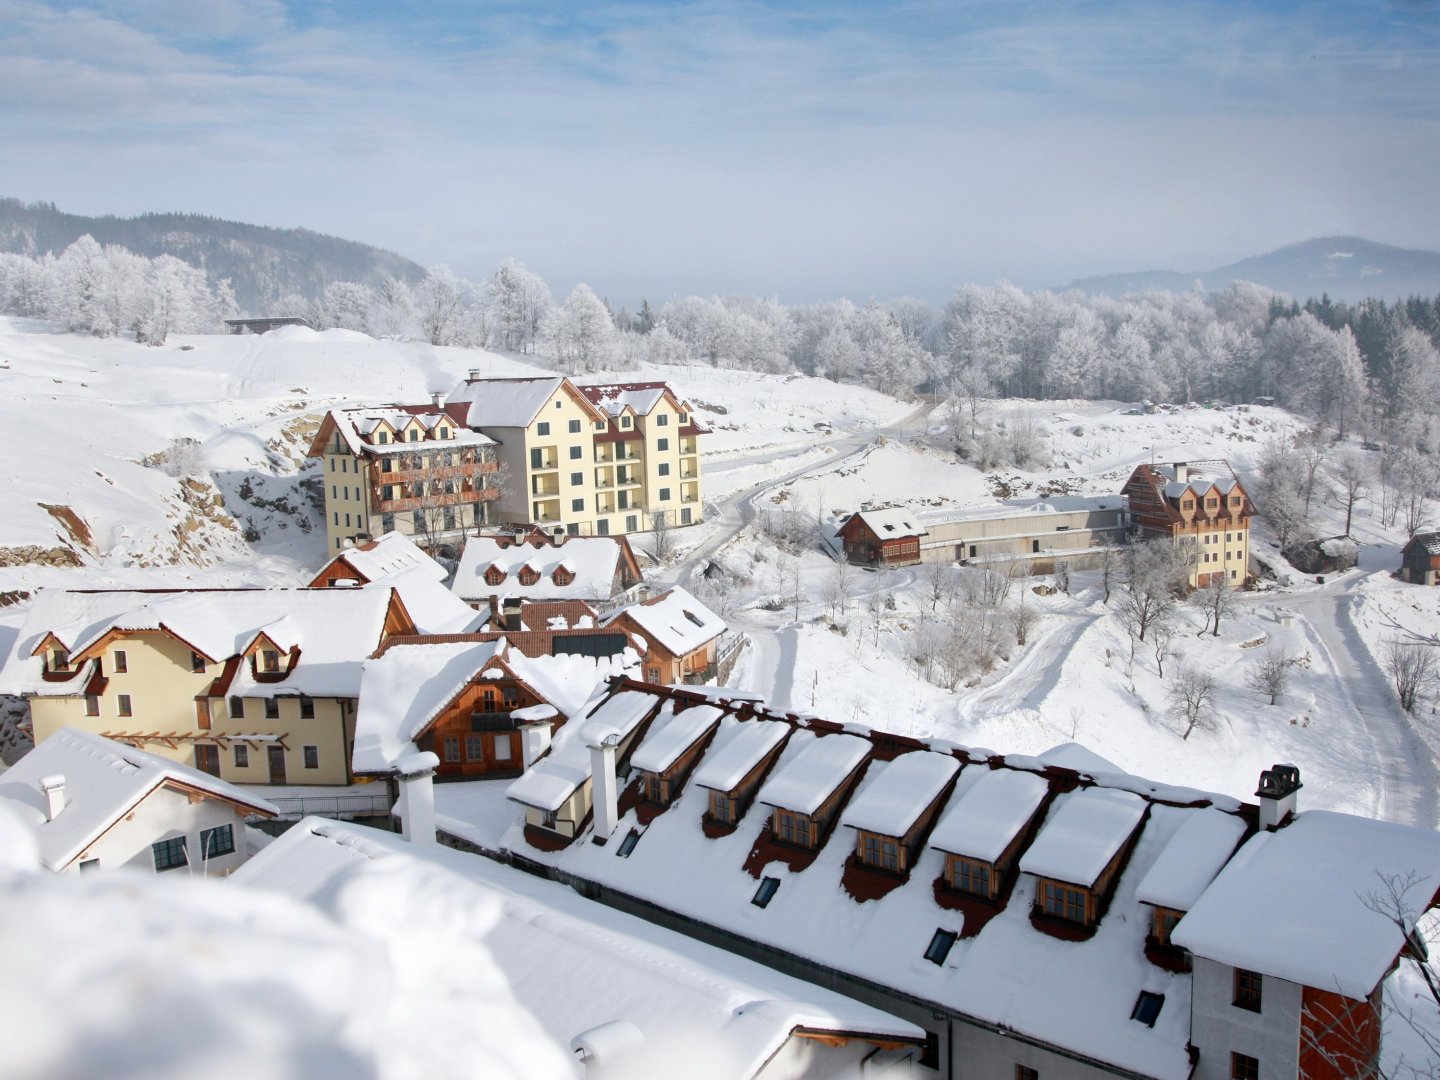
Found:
[414,266,470,347]
[546,283,620,373]
[491,259,552,354]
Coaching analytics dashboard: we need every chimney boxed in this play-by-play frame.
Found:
[587,725,622,841]
[1256,763,1301,830]
[395,751,440,845]
[503,597,523,633]
[431,391,444,410]
[38,774,65,821]
[1172,462,1189,484]
[487,595,500,626]
[467,368,481,382]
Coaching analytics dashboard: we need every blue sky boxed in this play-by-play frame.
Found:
[3,0,1438,305]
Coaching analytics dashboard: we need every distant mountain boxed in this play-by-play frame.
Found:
[1066,237,1440,302]
[0,198,426,315]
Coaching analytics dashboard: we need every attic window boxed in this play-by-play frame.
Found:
[484,566,506,586]
[553,567,574,586]
[883,523,894,532]
[408,429,420,442]
[438,426,450,439]
[260,649,281,673]
[50,648,70,672]
[679,412,688,424]
[752,876,781,908]
[518,566,541,586]
[924,929,958,966]
[621,416,631,429]
[615,829,641,858]
[377,430,388,444]
[1131,991,1165,1028]
[683,610,704,628]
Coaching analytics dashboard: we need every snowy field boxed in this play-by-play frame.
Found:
[3,317,1440,833]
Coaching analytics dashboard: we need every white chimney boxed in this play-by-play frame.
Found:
[395,751,440,845]
[38,774,65,821]
[1172,462,1189,484]
[467,368,481,382]
[1256,763,1301,830]
[431,391,444,409]
[587,725,622,841]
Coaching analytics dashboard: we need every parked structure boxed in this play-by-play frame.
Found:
[838,497,1129,572]
[451,528,644,608]
[498,679,1440,1079]
[1401,532,1440,585]
[445,374,706,536]
[1122,461,1253,588]
[0,587,418,785]
[0,727,276,875]
[308,399,503,554]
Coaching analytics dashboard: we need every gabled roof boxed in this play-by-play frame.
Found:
[1173,810,1440,999]
[840,751,959,837]
[1404,532,1440,557]
[607,586,725,657]
[1018,787,1147,887]
[309,531,447,586]
[447,376,606,429]
[843,507,928,539]
[306,402,488,459]
[453,533,638,603]
[0,588,409,699]
[0,728,277,870]
[692,721,790,792]
[756,732,870,816]
[630,704,723,775]
[928,768,1050,863]
[577,380,683,418]
[237,818,922,1075]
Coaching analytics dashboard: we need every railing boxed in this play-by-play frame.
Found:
[260,792,392,820]
[470,711,520,731]
[374,486,500,513]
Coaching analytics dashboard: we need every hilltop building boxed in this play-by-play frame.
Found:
[1121,461,1253,588]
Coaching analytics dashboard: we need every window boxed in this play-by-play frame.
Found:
[1230,1052,1259,1080]
[863,834,901,871]
[1131,991,1165,1027]
[1153,907,1182,946]
[190,651,206,672]
[569,446,582,459]
[234,745,249,769]
[503,686,519,708]
[1041,881,1088,923]
[949,856,992,897]
[752,876,780,908]
[775,809,813,848]
[530,448,544,469]
[302,745,319,769]
[595,420,606,431]
[1016,1068,1039,1080]
[681,507,692,525]
[51,647,70,672]
[261,649,280,673]
[572,498,584,512]
[201,824,235,859]
[85,695,99,716]
[117,694,132,717]
[408,429,419,442]
[621,415,631,429]
[626,515,638,532]
[597,518,610,535]
[299,697,315,719]
[377,430,389,444]
[709,791,735,824]
[568,419,581,433]
[537,421,550,436]
[229,696,244,719]
[924,928,958,965]
[443,737,461,762]
[114,650,127,673]
[659,462,670,476]
[494,736,512,762]
[657,437,669,451]
[659,487,671,501]
[151,836,188,872]
[570,471,583,486]
[679,412,688,424]
[465,734,485,761]
[264,698,280,720]
[1233,968,1262,1012]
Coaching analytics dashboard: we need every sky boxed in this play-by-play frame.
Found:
[2,0,1439,306]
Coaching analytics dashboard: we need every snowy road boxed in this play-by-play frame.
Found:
[954,612,1101,726]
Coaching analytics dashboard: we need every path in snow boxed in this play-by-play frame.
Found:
[954,612,1100,727]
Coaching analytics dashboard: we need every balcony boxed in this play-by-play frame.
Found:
[470,711,521,731]
[374,484,500,514]
[532,476,560,496]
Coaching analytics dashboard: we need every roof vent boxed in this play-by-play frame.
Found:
[38,774,65,821]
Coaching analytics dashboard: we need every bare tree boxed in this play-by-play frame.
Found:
[821,555,852,618]
[1168,664,1218,740]
[1191,573,1237,637]
[1383,638,1438,713]
[1297,432,1329,515]
[1011,598,1041,646]
[960,565,1013,610]
[1331,450,1370,536]
[650,509,675,562]
[1119,538,1189,642]
[1246,645,1295,705]
[1054,559,1071,596]
[922,559,955,612]
[1100,543,1120,605]
[1151,619,1175,678]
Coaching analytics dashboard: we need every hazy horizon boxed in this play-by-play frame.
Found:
[4,1,1438,306]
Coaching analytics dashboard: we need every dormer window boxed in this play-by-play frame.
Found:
[1041,880,1089,923]
[518,566,540,586]
[774,808,814,849]
[377,430,389,444]
[1182,500,1193,510]
[946,855,995,899]
[621,416,631,429]
[679,412,688,424]
[1207,498,1218,509]
[437,425,450,439]
[408,429,419,442]
[50,648,70,673]
[553,567,574,586]
[260,649,281,673]
[484,566,506,586]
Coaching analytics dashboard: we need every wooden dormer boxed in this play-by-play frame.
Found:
[693,720,791,837]
[246,633,298,682]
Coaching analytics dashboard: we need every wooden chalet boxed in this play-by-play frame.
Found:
[605,586,726,685]
[1401,532,1440,585]
[837,508,927,566]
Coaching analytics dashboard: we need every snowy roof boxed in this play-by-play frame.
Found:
[0,588,403,699]
[446,376,588,429]
[1154,462,1240,500]
[928,768,1050,863]
[610,586,725,656]
[1134,808,1248,911]
[239,819,921,1075]
[316,404,493,457]
[1407,532,1440,556]
[756,733,870,816]
[370,568,482,635]
[840,752,960,837]
[1018,787,1147,886]
[506,689,660,812]
[0,728,277,870]
[922,496,1125,526]
[846,507,927,538]
[627,703,722,774]
[1173,811,1440,999]
[316,531,447,584]
[692,720,790,792]
[578,382,672,418]
[453,535,626,603]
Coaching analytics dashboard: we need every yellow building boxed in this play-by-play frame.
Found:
[0,587,417,786]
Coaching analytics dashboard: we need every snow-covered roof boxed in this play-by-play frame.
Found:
[453,535,626,603]
[318,531,447,584]
[239,819,921,1075]
[928,768,1050,863]
[1018,787,1147,886]
[921,496,1125,526]
[692,720,789,792]
[840,751,959,837]
[577,381,679,419]
[630,705,723,775]
[316,404,493,457]
[0,588,403,699]
[1134,808,1248,911]
[371,567,482,635]
[756,732,870,816]
[1173,811,1440,999]
[610,586,725,656]
[506,689,660,812]
[846,507,927,538]
[1153,462,1240,500]
[0,728,277,871]
[446,376,575,429]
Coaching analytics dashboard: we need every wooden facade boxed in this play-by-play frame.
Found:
[1122,461,1253,588]
[838,515,924,567]
[1030,819,1143,939]
[1401,533,1440,585]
